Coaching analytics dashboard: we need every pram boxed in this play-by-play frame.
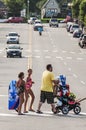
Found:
[54,75,81,115]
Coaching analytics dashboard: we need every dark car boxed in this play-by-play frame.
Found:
[6,45,23,58]
[49,18,59,27]
[7,17,23,23]
[73,29,82,38]
[78,34,86,48]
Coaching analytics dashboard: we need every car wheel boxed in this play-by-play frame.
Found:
[19,54,22,58]
[7,55,10,58]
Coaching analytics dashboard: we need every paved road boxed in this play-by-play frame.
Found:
[0,23,86,130]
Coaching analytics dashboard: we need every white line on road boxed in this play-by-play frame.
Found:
[0,95,8,97]
[43,50,49,52]
[0,111,86,117]
[62,50,67,53]
[34,56,40,58]
[68,68,71,71]
[56,56,63,60]
[73,74,78,78]
[77,58,83,60]
[81,81,85,85]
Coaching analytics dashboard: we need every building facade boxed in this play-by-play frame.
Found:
[41,0,60,19]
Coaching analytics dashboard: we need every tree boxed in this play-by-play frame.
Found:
[79,0,86,23]
[72,0,82,18]
[4,0,24,17]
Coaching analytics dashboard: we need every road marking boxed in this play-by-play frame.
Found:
[53,50,58,53]
[68,68,71,71]
[34,56,40,58]
[77,58,83,60]
[62,50,67,53]
[0,111,86,117]
[0,95,8,97]
[81,81,85,85]
[73,74,78,78]
[56,56,63,60]
[28,25,32,69]
[43,50,49,52]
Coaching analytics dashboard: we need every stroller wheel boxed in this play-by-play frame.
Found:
[73,105,81,115]
[62,106,69,115]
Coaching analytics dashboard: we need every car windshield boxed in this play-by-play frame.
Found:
[73,25,79,28]
[9,33,18,36]
[8,46,20,49]
[51,19,58,22]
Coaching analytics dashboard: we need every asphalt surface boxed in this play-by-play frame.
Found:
[0,23,86,130]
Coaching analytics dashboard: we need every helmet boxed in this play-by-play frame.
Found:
[59,75,66,86]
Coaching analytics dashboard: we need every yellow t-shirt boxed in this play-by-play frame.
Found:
[41,70,55,92]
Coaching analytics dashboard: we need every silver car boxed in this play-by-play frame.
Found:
[6,32,20,44]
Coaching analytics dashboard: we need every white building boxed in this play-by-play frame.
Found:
[41,0,60,19]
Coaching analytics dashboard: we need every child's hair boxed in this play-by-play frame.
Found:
[18,72,24,78]
[28,69,32,73]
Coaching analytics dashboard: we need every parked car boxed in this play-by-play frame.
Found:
[6,32,20,44]
[70,24,79,33]
[66,22,73,32]
[78,34,86,48]
[49,18,59,27]
[28,17,37,24]
[73,29,82,38]
[6,45,23,58]
[33,23,43,31]
[7,17,23,23]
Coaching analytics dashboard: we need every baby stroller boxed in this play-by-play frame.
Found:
[55,75,81,115]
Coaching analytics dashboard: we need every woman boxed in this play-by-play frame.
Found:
[16,72,25,115]
[24,69,35,113]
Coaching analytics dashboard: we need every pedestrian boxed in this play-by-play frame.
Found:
[16,72,25,115]
[24,69,35,113]
[37,64,57,114]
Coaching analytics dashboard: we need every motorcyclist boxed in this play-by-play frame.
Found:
[38,27,43,35]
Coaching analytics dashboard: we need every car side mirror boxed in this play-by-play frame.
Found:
[21,48,23,50]
[18,35,20,37]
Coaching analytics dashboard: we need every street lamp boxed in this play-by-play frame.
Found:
[68,2,73,17]
[27,0,29,19]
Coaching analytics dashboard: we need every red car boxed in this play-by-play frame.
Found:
[7,17,23,23]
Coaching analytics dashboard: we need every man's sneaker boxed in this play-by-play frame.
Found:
[36,110,43,114]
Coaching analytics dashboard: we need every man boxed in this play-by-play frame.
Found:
[37,64,57,114]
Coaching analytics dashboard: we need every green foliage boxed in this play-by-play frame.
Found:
[80,0,86,22]
[4,0,24,16]
[72,0,82,18]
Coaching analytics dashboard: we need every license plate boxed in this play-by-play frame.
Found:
[13,53,16,55]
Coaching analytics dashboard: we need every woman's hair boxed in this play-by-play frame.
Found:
[18,72,24,78]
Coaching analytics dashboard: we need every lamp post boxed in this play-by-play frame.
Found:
[68,2,73,17]
[27,0,29,19]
